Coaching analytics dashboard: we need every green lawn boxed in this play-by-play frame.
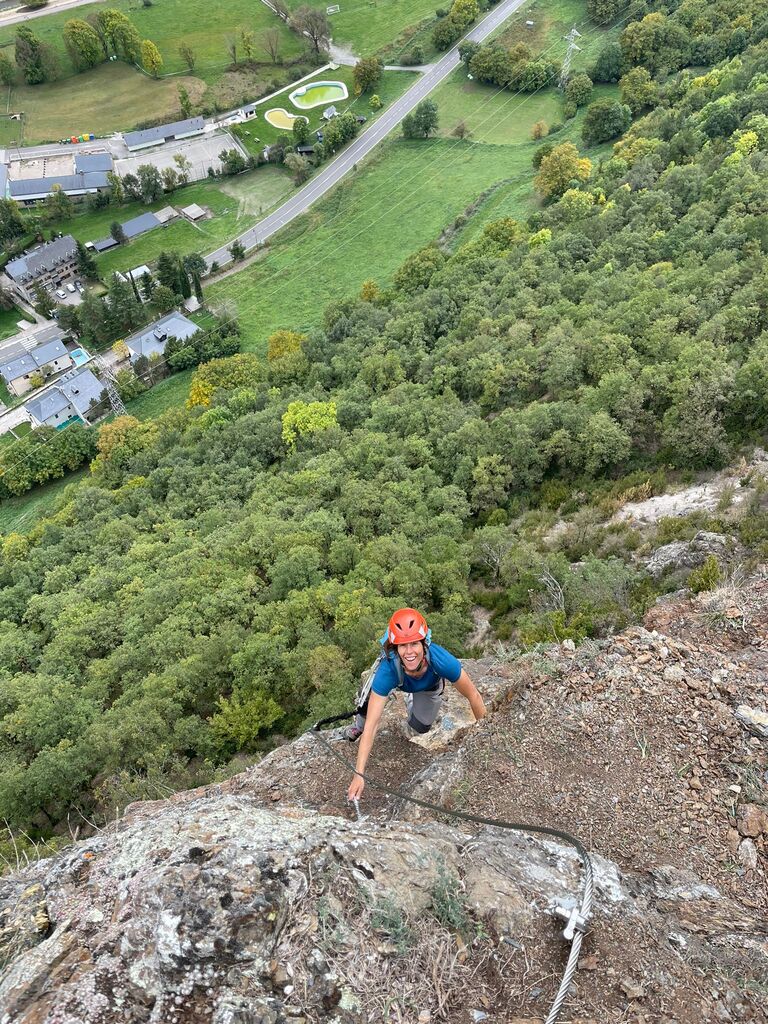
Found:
[0,307,24,343]
[49,170,292,277]
[125,369,195,419]
[206,136,542,350]
[0,113,24,147]
[0,467,89,536]
[232,65,418,154]
[432,71,620,144]
[0,0,301,81]
[282,0,439,59]
[9,62,208,145]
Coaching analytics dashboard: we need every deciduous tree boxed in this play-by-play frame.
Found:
[141,38,163,77]
[581,98,631,145]
[353,56,382,95]
[402,99,438,138]
[289,6,330,54]
[534,142,592,198]
[63,18,104,70]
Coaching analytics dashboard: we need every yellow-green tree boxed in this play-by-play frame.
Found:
[360,279,381,302]
[187,353,265,408]
[267,329,306,362]
[282,400,338,448]
[141,38,163,77]
[534,142,592,199]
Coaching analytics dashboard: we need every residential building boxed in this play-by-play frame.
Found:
[92,212,162,253]
[24,367,105,428]
[124,311,201,364]
[0,332,72,397]
[123,117,205,152]
[2,236,78,305]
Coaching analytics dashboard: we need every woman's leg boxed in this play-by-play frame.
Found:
[405,684,444,734]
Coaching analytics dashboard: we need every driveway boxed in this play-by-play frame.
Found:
[205,0,529,270]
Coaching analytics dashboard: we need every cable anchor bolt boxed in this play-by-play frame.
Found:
[553,905,590,942]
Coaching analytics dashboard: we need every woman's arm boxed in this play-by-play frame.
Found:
[454,669,487,720]
[347,691,388,801]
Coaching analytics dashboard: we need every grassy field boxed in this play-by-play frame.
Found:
[125,368,195,419]
[0,0,301,81]
[0,307,24,342]
[0,466,89,535]
[432,72,620,144]
[9,63,208,145]
[280,0,439,59]
[0,112,24,146]
[46,170,292,277]
[493,0,626,73]
[232,66,417,155]
[206,135,542,350]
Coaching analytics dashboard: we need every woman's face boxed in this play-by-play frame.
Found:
[396,640,425,673]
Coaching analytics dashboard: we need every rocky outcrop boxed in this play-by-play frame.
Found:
[1,578,767,1024]
[0,790,623,1024]
[642,530,736,578]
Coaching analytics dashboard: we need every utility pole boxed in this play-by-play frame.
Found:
[93,354,127,417]
[559,27,582,90]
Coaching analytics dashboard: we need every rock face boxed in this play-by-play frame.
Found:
[643,530,734,578]
[0,792,621,1024]
[1,580,767,1024]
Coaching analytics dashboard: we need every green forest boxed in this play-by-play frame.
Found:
[3,24,768,837]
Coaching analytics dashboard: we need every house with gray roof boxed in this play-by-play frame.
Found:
[92,212,162,253]
[123,116,205,152]
[24,367,105,428]
[0,334,72,397]
[2,236,78,305]
[124,311,201,364]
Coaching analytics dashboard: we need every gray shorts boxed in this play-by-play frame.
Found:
[355,682,445,735]
[404,683,444,733]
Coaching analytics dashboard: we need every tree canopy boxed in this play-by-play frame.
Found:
[4,38,768,834]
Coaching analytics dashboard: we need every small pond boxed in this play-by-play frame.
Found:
[265,108,309,130]
[289,80,349,110]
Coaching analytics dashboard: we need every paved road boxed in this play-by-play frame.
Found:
[205,0,528,270]
[0,0,96,28]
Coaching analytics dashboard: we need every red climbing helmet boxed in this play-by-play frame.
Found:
[387,608,429,646]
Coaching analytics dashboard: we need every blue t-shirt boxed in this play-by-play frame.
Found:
[371,642,462,697]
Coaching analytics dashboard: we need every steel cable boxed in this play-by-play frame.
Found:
[309,710,594,1024]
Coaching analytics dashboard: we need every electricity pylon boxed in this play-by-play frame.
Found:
[559,27,582,90]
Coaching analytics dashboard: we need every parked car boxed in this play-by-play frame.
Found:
[356,115,367,124]
[66,283,76,293]
[315,130,324,142]
[75,281,84,293]
[55,289,67,299]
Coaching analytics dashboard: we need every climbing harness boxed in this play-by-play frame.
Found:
[310,711,594,1024]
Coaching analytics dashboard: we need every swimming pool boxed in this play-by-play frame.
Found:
[265,108,309,130]
[70,347,90,367]
[289,80,348,110]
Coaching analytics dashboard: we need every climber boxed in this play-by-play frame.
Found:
[346,608,487,802]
